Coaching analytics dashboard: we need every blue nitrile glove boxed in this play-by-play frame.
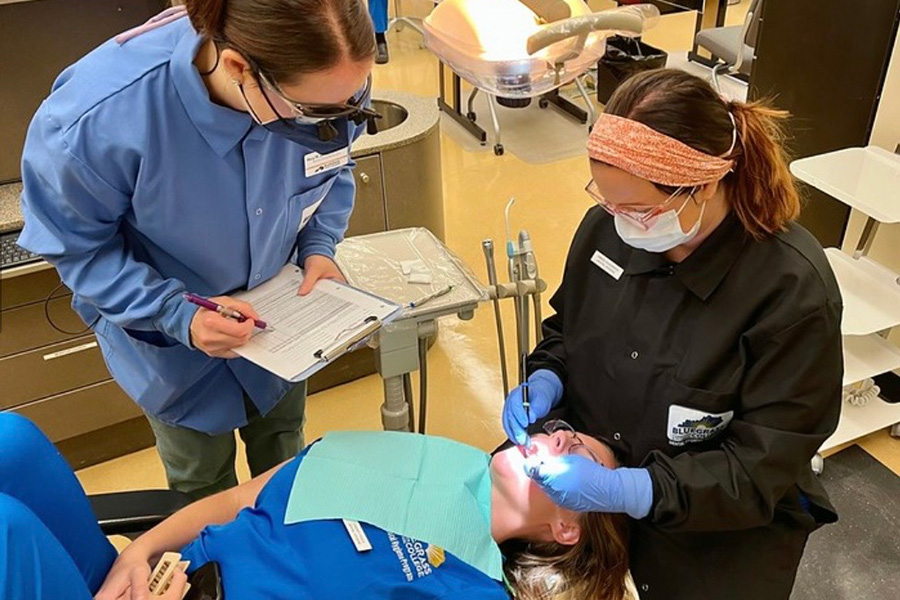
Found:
[502,369,564,446]
[528,454,654,519]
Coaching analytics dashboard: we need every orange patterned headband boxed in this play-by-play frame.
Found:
[587,113,736,187]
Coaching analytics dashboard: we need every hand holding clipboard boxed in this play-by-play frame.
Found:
[231,266,400,382]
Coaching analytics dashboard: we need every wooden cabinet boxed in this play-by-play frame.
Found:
[347,155,388,236]
[0,293,86,357]
[0,336,110,409]
[0,265,153,467]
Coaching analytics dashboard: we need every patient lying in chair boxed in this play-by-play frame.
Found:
[0,414,628,600]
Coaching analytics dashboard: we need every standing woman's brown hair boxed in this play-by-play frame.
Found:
[604,68,800,239]
[182,0,376,83]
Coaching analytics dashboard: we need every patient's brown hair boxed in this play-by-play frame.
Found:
[502,511,630,600]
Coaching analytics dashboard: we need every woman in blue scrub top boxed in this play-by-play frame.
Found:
[18,0,378,499]
[0,413,630,600]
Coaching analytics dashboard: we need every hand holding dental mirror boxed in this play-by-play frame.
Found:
[501,369,564,446]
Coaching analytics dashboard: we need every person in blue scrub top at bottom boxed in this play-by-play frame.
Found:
[0,413,630,600]
[18,0,379,500]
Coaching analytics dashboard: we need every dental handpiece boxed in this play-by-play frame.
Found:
[518,230,537,280]
[482,240,510,397]
[518,230,543,344]
[521,351,531,452]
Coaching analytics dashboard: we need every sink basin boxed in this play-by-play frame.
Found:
[370,99,409,133]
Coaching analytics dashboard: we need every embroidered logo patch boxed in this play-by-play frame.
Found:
[427,545,446,568]
[667,404,733,446]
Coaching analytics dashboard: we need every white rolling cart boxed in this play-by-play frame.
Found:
[790,145,900,472]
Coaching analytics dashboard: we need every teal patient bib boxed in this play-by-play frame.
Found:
[284,431,503,581]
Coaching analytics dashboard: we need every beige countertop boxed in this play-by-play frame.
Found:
[0,90,438,235]
[352,90,439,157]
[0,182,23,234]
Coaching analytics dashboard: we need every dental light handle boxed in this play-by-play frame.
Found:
[483,239,510,397]
[525,6,657,56]
[518,0,573,24]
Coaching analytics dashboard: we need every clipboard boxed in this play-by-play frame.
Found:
[232,265,401,382]
[313,314,382,363]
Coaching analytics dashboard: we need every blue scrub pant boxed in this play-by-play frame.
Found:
[0,414,116,599]
[368,0,389,33]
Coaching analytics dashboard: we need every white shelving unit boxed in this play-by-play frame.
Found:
[825,249,900,335]
[842,334,900,387]
[791,146,900,453]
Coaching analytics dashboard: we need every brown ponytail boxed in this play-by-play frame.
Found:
[182,0,375,84]
[605,68,801,239]
[726,100,800,238]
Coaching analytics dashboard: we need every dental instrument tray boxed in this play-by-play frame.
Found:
[422,0,660,98]
[335,228,488,321]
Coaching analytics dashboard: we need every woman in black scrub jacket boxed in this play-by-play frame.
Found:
[502,69,843,599]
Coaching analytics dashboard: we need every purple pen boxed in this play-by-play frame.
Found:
[183,293,271,330]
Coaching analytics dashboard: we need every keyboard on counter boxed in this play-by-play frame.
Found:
[1,230,42,269]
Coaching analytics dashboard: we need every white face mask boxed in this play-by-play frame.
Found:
[614,193,706,253]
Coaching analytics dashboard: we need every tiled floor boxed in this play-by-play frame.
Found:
[76,0,900,498]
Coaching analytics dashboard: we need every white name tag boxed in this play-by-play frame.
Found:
[304,147,349,178]
[590,250,624,280]
[667,404,733,446]
[342,519,372,552]
[298,196,326,231]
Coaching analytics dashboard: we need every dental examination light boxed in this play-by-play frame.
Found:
[420,0,660,155]
[422,0,660,98]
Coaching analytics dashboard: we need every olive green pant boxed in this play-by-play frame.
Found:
[146,383,306,500]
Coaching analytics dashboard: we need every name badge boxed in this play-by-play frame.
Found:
[667,404,734,446]
[304,147,349,178]
[298,197,326,231]
[591,250,623,280]
[342,519,372,552]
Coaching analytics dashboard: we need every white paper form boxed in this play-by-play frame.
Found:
[233,265,399,382]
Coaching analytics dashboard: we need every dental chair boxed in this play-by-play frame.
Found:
[695,0,763,92]
[89,488,191,537]
[421,0,659,155]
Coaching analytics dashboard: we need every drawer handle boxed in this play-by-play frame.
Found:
[43,341,98,361]
[359,172,370,184]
